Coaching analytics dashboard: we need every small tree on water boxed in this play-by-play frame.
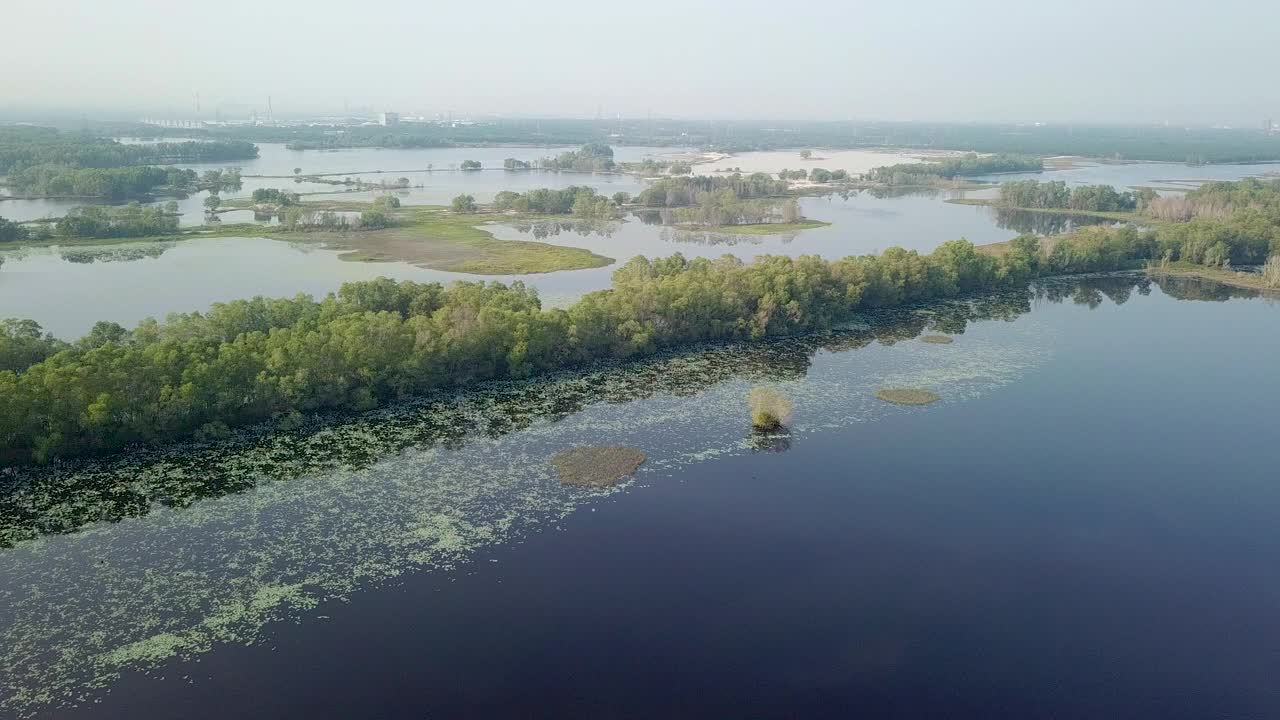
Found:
[749,387,794,431]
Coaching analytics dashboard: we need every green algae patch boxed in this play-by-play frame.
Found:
[102,633,197,666]
[920,335,954,344]
[876,388,941,406]
[551,446,647,487]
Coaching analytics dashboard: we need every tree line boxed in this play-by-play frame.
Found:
[120,119,1280,164]
[540,143,617,172]
[0,224,1161,463]
[999,180,1157,212]
[636,173,789,207]
[491,186,618,218]
[0,216,30,242]
[868,154,1043,185]
[3,164,199,200]
[0,127,257,174]
[670,192,803,227]
[54,203,180,239]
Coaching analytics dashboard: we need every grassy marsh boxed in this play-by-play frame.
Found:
[11,204,615,275]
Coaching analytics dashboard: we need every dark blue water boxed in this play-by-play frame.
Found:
[11,276,1280,719]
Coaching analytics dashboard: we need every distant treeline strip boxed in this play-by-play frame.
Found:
[868,154,1043,184]
[0,126,257,173]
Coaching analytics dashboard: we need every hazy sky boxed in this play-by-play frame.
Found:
[3,0,1277,124]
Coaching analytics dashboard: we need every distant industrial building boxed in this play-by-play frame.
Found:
[379,112,400,126]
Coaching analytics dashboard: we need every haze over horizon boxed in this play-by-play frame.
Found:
[2,0,1278,126]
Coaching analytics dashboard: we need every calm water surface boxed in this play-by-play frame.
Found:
[977,159,1280,189]
[0,143,673,225]
[2,275,1279,719]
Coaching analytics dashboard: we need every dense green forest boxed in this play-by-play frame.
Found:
[0,216,29,242]
[250,187,300,206]
[540,143,616,172]
[0,127,256,173]
[492,186,618,218]
[485,181,804,226]
[807,168,850,183]
[636,173,789,206]
[867,154,1043,184]
[55,203,180,239]
[999,180,1157,212]
[3,164,198,199]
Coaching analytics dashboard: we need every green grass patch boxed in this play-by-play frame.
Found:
[11,202,614,275]
[287,208,614,274]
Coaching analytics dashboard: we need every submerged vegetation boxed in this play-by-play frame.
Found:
[875,388,941,405]
[551,446,647,487]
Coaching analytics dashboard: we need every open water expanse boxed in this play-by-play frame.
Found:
[2,275,1279,718]
[3,141,1280,718]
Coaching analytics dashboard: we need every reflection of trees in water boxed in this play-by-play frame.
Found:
[660,228,793,247]
[0,275,1240,546]
[860,186,942,200]
[58,244,174,264]
[632,210,798,246]
[509,219,618,239]
[993,208,1113,235]
[1151,274,1261,303]
[633,209,669,226]
[1035,274,1152,308]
